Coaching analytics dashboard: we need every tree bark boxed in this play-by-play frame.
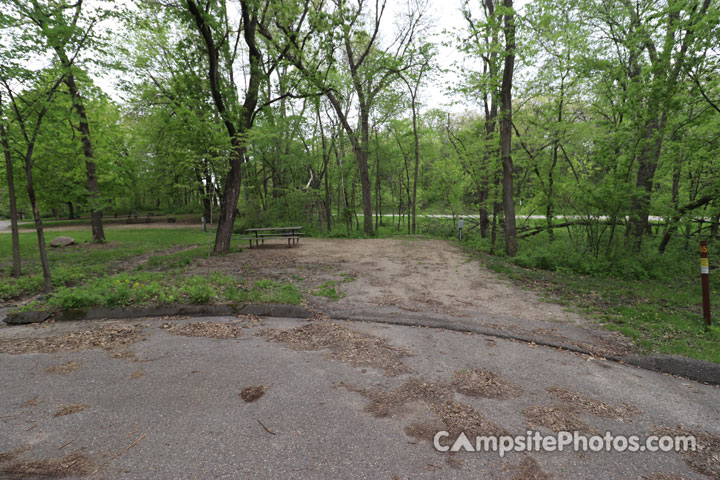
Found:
[24,143,51,292]
[547,76,564,242]
[60,70,106,244]
[213,145,244,253]
[375,128,381,231]
[358,105,374,234]
[500,0,518,256]
[1,96,21,276]
[27,0,105,243]
[411,98,420,234]
[186,0,262,254]
[318,106,332,232]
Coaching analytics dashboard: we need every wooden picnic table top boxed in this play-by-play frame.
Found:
[244,226,303,232]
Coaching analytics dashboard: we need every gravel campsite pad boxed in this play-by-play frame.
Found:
[1,315,719,479]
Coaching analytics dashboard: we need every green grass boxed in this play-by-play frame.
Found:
[310,280,343,300]
[17,272,303,310]
[240,279,303,304]
[2,227,305,309]
[463,227,720,364]
[0,228,210,299]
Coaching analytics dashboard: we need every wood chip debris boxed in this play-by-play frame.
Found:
[258,320,412,376]
[0,325,143,355]
[54,404,90,417]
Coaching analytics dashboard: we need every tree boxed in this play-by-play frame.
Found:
[398,42,435,234]
[574,0,716,248]
[0,91,21,276]
[1,70,67,292]
[262,0,428,235]
[460,0,518,255]
[181,0,296,253]
[12,0,117,243]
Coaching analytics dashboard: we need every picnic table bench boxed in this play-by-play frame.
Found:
[241,226,303,248]
[126,212,152,224]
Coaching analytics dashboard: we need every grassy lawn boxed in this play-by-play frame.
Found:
[0,228,302,308]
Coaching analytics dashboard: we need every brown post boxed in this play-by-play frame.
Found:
[700,241,711,327]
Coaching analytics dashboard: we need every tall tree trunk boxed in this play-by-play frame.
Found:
[546,76,564,242]
[318,108,332,232]
[628,114,666,249]
[214,145,243,253]
[1,99,21,276]
[490,199,500,255]
[411,98,420,234]
[186,0,263,254]
[375,128,381,231]
[196,169,212,222]
[28,2,106,243]
[63,72,106,244]
[500,0,518,256]
[67,201,74,220]
[478,188,489,238]
[358,106,374,235]
[24,144,51,292]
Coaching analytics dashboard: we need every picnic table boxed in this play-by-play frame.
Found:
[242,226,303,248]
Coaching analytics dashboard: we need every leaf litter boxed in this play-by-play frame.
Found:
[522,404,591,433]
[240,385,268,403]
[522,386,640,433]
[258,319,412,376]
[161,315,261,339]
[54,404,90,417]
[546,386,640,420]
[451,369,522,399]
[45,361,82,375]
[338,377,507,444]
[652,426,720,479]
[505,456,553,480]
[0,451,95,479]
[0,324,143,355]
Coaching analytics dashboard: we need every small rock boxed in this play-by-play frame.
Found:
[50,236,75,247]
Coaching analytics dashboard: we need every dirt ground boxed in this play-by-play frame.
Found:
[195,237,634,356]
[205,237,582,323]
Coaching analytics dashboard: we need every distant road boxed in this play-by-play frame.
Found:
[0,220,10,231]
[362,214,668,222]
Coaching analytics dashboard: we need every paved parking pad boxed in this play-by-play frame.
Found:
[1,316,718,479]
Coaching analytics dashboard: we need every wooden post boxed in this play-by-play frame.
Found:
[700,241,711,327]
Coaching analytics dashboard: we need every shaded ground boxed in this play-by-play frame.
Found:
[1,316,718,479]
[196,237,633,356]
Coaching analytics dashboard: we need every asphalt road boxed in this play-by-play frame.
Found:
[1,316,718,479]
